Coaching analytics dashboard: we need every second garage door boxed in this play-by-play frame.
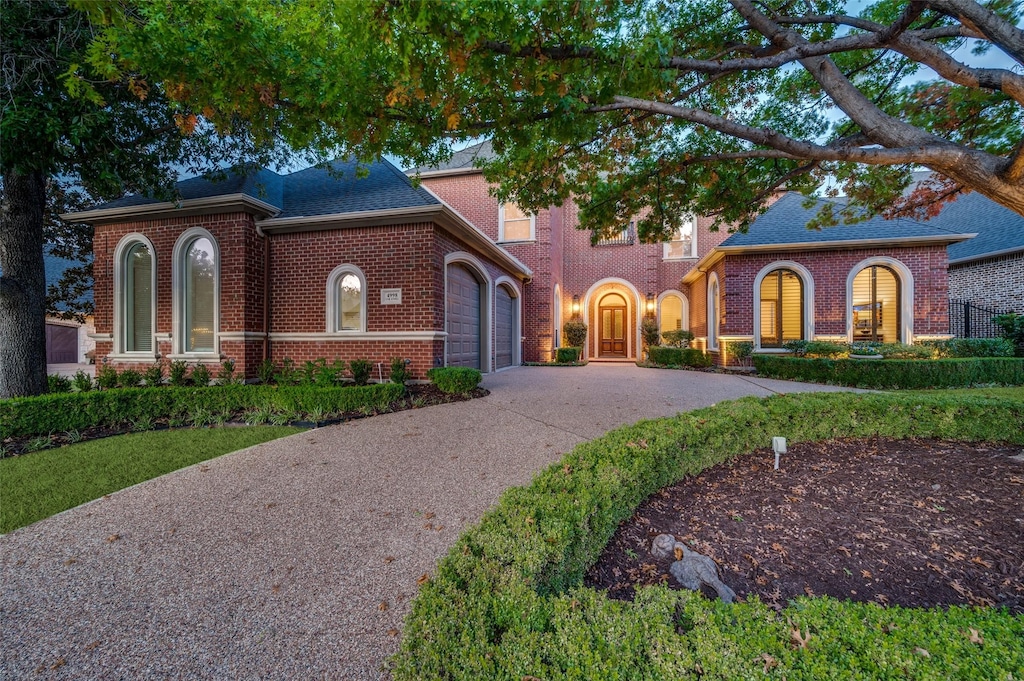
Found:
[495,285,515,369]
[447,264,481,369]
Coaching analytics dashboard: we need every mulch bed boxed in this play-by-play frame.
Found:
[2,384,488,456]
[585,437,1024,614]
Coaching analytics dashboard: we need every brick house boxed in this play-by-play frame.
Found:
[67,142,998,378]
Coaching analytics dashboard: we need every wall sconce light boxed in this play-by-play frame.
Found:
[646,292,656,317]
[571,294,580,316]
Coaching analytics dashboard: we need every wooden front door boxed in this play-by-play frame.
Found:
[598,293,627,357]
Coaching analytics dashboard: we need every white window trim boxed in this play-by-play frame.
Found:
[325,263,368,333]
[752,261,815,352]
[111,233,158,359]
[707,273,720,351]
[444,251,493,373]
[845,256,914,344]
[662,215,698,260]
[171,227,220,359]
[656,290,690,332]
[498,203,536,242]
[553,283,562,350]
[494,275,523,370]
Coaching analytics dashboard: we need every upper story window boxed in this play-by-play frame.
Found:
[663,215,697,259]
[326,264,367,332]
[594,220,635,246]
[499,203,535,242]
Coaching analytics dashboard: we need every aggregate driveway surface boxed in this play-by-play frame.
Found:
[1,366,853,679]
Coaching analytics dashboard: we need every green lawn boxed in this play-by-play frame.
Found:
[1,426,302,533]
[905,386,1024,399]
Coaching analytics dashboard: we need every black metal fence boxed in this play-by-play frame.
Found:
[948,298,1012,338]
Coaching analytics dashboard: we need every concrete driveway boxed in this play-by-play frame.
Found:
[1,366,852,679]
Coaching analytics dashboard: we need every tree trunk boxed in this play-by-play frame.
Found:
[0,171,49,398]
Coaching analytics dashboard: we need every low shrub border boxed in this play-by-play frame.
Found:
[0,383,404,441]
[427,367,482,394]
[753,355,1024,389]
[648,346,712,368]
[392,392,1024,679]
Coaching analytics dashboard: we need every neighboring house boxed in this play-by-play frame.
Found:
[43,249,95,366]
[66,142,1008,377]
[942,193,1024,314]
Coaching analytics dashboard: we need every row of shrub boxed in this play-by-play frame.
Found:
[391,391,1024,679]
[648,346,712,368]
[754,355,1024,389]
[5,367,481,440]
[782,337,1015,359]
[45,356,416,395]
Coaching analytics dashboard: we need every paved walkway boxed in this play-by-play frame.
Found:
[1,366,853,679]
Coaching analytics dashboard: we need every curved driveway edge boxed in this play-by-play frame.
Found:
[1,366,854,679]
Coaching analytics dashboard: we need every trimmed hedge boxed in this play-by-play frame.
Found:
[0,383,404,439]
[392,392,1024,679]
[555,347,581,363]
[753,355,1024,389]
[649,346,712,368]
[428,366,482,394]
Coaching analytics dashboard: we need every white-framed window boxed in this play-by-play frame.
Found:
[659,294,685,334]
[663,215,697,259]
[325,264,367,332]
[113,233,156,356]
[758,268,804,348]
[499,203,535,242]
[172,228,219,357]
[707,273,720,350]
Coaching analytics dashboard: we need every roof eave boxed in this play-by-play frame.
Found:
[257,205,533,281]
[60,194,281,223]
[716,233,975,255]
[406,166,484,179]
[948,244,1024,265]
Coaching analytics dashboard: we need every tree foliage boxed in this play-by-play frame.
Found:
[83,0,1024,239]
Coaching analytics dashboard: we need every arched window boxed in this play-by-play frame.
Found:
[759,269,803,348]
[124,242,154,352]
[659,294,685,334]
[707,274,720,350]
[114,234,156,356]
[182,237,216,352]
[326,264,367,332]
[852,265,900,343]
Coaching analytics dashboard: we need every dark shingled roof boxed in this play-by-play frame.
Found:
[937,192,1024,262]
[719,192,970,249]
[406,140,495,175]
[87,158,438,218]
[277,158,438,218]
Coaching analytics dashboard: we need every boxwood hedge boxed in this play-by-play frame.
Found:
[648,346,712,368]
[392,391,1024,680]
[753,355,1024,389]
[0,383,404,439]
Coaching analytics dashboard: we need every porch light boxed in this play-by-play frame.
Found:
[646,293,656,317]
[571,294,580,316]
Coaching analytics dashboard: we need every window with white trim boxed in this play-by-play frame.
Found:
[659,294,684,334]
[326,265,367,332]
[663,215,697,259]
[759,268,804,348]
[499,203,535,242]
[122,241,154,353]
[182,236,216,353]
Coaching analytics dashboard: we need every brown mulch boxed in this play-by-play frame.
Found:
[2,384,488,456]
[585,438,1024,614]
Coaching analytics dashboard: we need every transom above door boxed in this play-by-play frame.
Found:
[598,293,627,357]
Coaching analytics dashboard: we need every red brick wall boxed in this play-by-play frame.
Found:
[722,246,950,339]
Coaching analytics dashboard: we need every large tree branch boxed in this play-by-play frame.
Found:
[600,96,962,166]
[925,0,1024,65]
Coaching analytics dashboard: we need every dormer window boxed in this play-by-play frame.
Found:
[664,215,697,259]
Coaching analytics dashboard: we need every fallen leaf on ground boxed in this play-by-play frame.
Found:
[416,573,430,586]
[387,628,399,637]
[915,647,931,658]
[759,653,778,672]
[378,601,388,611]
[106,534,119,543]
[383,556,395,564]
[968,628,983,644]
[790,628,811,649]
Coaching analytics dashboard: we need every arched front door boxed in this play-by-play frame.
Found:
[598,293,627,357]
